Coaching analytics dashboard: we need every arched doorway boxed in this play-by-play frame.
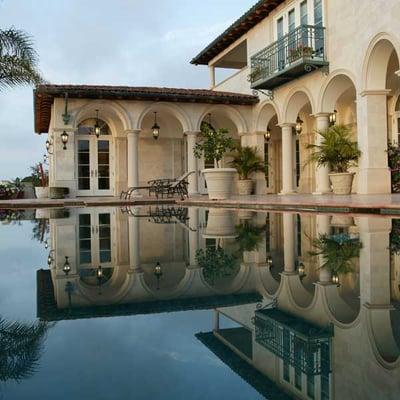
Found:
[76,117,113,196]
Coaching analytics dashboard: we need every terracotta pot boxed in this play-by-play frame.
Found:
[237,179,253,195]
[329,172,355,195]
[202,168,236,200]
[34,187,49,199]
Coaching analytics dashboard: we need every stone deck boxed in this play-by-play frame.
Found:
[2,194,400,215]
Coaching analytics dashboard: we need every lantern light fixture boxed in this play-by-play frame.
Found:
[94,109,101,138]
[63,256,71,275]
[332,272,339,285]
[265,126,271,142]
[266,256,273,268]
[47,250,55,267]
[154,262,163,290]
[152,112,160,140]
[61,130,69,150]
[45,138,53,154]
[96,265,103,280]
[298,262,306,277]
[329,110,337,126]
[295,115,303,135]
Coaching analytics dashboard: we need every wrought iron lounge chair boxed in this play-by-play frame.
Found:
[120,171,194,200]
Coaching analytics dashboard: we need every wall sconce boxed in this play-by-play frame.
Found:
[45,138,53,155]
[63,256,71,275]
[154,262,163,290]
[152,112,160,140]
[47,250,55,267]
[329,110,337,126]
[332,272,339,285]
[265,126,271,142]
[297,262,306,277]
[61,130,69,150]
[295,115,303,135]
[266,256,273,268]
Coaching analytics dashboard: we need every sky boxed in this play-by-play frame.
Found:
[0,0,256,180]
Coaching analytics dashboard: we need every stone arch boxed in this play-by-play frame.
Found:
[254,100,281,131]
[136,102,192,133]
[73,100,132,135]
[362,32,400,91]
[318,70,358,113]
[283,87,315,123]
[195,104,248,134]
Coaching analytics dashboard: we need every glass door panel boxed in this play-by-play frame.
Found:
[79,213,92,265]
[97,140,110,192]
[98,213,111,263]
[77,140,91,193]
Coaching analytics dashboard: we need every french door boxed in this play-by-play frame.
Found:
[78,210,115,280]
[76,136,113,196]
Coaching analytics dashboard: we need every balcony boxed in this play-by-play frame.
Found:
[249,25,328,91]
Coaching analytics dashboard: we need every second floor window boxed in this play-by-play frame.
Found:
[300,1,308,25]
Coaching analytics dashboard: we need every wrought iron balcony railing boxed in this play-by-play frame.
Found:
[249,25,328,90]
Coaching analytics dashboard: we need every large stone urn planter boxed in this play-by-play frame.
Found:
[202,168,236,200]
[329,172,355,195]
[237,179,253,195]
[34,187,49,199]
[203,209,236,239]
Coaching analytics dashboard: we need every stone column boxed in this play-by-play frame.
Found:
[313,113,331,194]
[283,213,295,273]
[358,217,391,305]
[280,123,295,194]
[316,215,332,283]
[357,90,391,194]
[209,66,216,88]
[128,212,141,272]
[185,131,199,195]
[126,129,140,193]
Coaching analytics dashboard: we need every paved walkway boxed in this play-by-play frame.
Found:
[3,194,400,215]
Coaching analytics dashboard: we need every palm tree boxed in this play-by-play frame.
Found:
[0,318,51,382]
[0,27,43,91]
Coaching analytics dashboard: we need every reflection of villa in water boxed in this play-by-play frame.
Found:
[36,207,400,399]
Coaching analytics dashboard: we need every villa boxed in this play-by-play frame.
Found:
[34,0,400,198]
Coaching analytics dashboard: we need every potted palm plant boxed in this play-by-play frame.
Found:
[235,221,265,253]
[307,125,361,194]
[230,145,266,195]
[31,163,49,199]
[309,233,362,279]
[194,124,236,200]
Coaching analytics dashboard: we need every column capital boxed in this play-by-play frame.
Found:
[278,122,296,129]
[238,131,250,137]
[359,89,391,97]
[184,131,201,136]
[253,131,269,137]
[125,129,141,136]
[312,112,331,119]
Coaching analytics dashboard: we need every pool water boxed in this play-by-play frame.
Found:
[0,206,399,400]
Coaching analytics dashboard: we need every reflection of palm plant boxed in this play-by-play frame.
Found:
[235,222,265,252]
[196,247,237,285]
[229,146,266,180]
[309,233,362,275]
[0,319,50,382]
[31,219,49,242]
[307,125,361,173]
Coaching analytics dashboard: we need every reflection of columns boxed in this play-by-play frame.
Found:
[127,130,140,191]
[357,90,391,194]
[188,207,199,268]
[185,131,199,195]
[316,214,332,283]
[213,310,220,331]
[283,213,295,273]
[128,214,141,272]
[280,124,295,194]
[314,113,331,194]
[358,217,391,305]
